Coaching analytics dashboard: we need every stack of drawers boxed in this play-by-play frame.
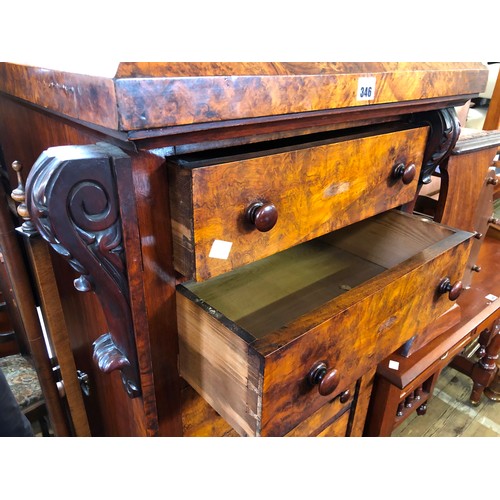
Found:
[170,124,473,436]
[0,62,489,436]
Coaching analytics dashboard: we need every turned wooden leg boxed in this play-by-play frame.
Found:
[405,391,415,408]
[470,320,500,406]
[477,327,492,359]
[415,385,423,401]
[396,402,404,417]
[416,404,427,416]
[484,371,500,401]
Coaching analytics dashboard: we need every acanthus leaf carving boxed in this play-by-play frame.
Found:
[410,107,461,184]
[25,144,141,398]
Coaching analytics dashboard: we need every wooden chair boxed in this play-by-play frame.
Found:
[483,311,500,402]
[364,235,500,436]
[483,66,500,131]
[449,189,500,405]
[0,353,51,436]
[450,315,499,405]
[0,292,17,358]
[0,168,75,436]
[365,128,500,436]
[0,253,51,436]
[447,66,500,403]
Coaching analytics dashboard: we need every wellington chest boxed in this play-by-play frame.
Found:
[0,62,488,436]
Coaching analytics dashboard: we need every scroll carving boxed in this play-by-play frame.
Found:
[411,107,461,184]
[25,143,141,398]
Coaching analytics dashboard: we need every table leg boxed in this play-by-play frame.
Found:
[470,320,500,405]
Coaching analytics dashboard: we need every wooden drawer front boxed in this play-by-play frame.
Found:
[285,383,355,437]
[169,126,428,280]
[177,211,473,436]
[259,235,472,435]
[315,412,350,437]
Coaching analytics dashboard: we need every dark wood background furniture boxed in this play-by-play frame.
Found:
[483,68,500,131]
[364,125,500,436]
[0,249,50,434]
[0,180,66,435]
[0,62,490,436]
[364,231,500,436]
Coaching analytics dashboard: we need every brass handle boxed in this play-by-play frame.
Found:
[438,277,463,301]
[307,361,340,396]
[392,163,416,185]
[246,201,278,232]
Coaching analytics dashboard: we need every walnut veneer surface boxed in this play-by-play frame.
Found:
[0,62,487,130]
[0,62,489,436]
[366,231,500,436]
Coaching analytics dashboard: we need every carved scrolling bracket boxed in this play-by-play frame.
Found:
[24,143,141,398]
[410,107,461,184]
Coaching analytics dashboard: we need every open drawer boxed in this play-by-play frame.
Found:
[168,124,429,281]
[176,210,473,436]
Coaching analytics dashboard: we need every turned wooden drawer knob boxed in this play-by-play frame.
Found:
[339,389,350,404]
[307,361,340,396]
[438,277,463,301]
[246,201,278,232]
[392,163,416,185]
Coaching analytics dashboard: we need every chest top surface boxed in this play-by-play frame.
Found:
[0,62,488,132]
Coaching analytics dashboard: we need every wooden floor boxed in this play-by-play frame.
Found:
[393,365,500,437]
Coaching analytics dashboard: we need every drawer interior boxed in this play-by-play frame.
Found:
[182,210,456,339]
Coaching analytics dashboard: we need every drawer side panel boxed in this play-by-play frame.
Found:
[168,165,195,277]
[177,292,262,436]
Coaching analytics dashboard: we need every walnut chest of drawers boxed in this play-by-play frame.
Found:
[0,62,489,436]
